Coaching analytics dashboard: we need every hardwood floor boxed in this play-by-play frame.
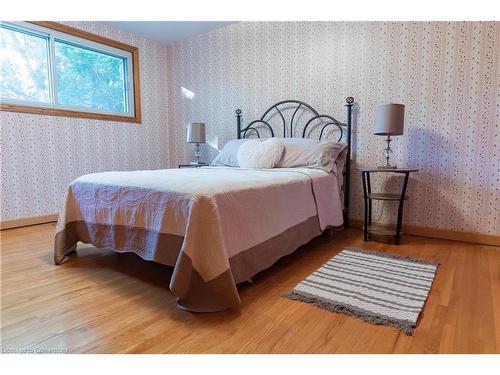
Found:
[1,223,499,353]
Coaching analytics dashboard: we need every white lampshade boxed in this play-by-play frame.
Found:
[187,122,206,143]
[374,104,405,136]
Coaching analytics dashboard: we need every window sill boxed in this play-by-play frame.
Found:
[0,103,142,123]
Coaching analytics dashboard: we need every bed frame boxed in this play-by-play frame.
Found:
[235,97,354,222]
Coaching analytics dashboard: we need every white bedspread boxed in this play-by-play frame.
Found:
[54,166,344,311]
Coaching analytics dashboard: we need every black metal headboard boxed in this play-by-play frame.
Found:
[235,97,354,223]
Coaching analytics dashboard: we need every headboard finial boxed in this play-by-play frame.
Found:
[346,97,354,105]
[236,109,242,139]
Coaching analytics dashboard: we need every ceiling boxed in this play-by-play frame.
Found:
[102,21,238,44]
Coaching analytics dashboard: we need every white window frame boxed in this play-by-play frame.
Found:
[0,21,135,118]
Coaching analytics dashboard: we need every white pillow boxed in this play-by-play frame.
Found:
[237,138,285,169]
[211,139,250,167]
[277,138,347,173]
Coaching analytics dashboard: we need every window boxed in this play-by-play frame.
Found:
[0,22,141,123]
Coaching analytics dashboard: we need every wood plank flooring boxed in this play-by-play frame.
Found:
[1,223,499,353]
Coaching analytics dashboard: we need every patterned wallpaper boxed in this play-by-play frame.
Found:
[0,22,170,220]
[1,21,498,235]
[166,21,500,235]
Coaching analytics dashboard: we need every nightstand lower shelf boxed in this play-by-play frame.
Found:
[366,193,408,201]
[364,224,399,236]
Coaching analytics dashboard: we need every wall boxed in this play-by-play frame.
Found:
[166,21,499,235]
[0,21,170,221]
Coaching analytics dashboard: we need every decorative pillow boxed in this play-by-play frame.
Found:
[210,139,250,167]
[237,138,285,169]
[276,138,347,173]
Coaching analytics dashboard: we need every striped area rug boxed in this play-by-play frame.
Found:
[286,247,439,335]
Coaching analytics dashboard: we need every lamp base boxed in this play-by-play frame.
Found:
[377,165,398,169]
[379,134,397,170]
[191,142,202,165]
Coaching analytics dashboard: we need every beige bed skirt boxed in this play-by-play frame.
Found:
[54,216,323,312]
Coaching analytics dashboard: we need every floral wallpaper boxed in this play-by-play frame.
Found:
[1,21,498,236]
[0,22,170,221]
[166,21,499,235]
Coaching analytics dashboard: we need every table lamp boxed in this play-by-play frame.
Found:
[374,103,405,169]
[187,122,206,165]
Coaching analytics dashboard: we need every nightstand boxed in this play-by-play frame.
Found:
[359,167,418,245]
[178,163,208,168]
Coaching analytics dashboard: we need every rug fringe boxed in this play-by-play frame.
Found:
[285,291,414,336]
[345,247,440,267]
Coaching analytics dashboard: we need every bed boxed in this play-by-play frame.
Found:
[54,97,354,312]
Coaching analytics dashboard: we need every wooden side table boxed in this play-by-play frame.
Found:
[359,167,418,245]
[178,163,208,168]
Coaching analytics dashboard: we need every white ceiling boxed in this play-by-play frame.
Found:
[102,21,238,44]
